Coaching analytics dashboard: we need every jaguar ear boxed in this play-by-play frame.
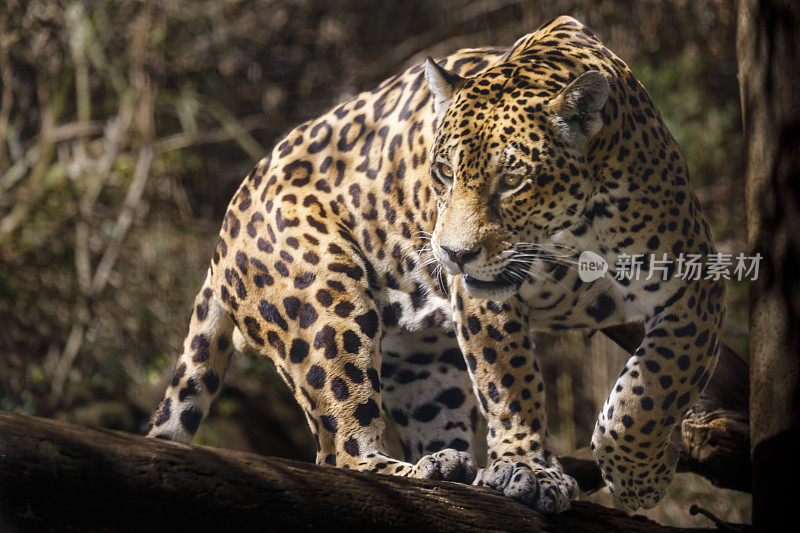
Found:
[551,70,610,151]
[424,57,467,121]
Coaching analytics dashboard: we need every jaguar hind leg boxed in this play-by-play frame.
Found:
[222,241,475,482]
[380,328,480,472]
[267,300,475,481]
[145,269,235,442]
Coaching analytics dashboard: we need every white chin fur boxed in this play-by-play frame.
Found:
[462,280,518,301]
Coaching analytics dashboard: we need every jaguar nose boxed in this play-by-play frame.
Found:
[440,246,482,268]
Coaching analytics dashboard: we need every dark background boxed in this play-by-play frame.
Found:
[0,0,749,526]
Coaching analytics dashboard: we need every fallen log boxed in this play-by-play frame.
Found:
[0,411,718,532]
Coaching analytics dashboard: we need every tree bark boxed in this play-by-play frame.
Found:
[736,0,800,530]
[0,411,722,532]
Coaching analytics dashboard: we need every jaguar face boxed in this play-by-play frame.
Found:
[424,58,609,300]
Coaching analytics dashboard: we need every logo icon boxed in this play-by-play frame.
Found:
[578,250,608,282]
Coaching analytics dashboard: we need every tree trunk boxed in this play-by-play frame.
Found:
[0,411,724,532]
[736,0,800,530]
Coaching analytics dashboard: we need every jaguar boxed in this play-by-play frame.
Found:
[146,16,725,514]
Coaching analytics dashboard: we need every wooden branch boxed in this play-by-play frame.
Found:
[0,411,712,532]
[49,145,154,403]
[677,409,750,492]
[154,114,265,154]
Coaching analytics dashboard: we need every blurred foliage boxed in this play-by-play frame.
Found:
[0,0,747,526]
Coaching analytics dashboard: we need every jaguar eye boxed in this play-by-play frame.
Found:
[437,162,454,182]
[500,173,524,190]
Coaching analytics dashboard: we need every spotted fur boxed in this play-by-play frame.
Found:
[146,16,724,514]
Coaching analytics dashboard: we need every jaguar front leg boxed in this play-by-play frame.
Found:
[591,278,724,510]
[451,278,577,515]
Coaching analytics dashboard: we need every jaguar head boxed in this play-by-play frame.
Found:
[424,57,609,300]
